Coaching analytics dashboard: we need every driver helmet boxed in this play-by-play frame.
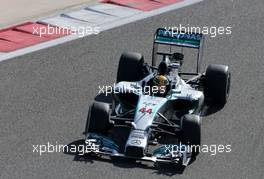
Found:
[153,75,169,95]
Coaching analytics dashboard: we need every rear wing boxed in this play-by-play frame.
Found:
[154,28,203,48]
[152,28,205,73]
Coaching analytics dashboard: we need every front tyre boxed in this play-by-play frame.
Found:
[205,64,231,106]
[84,102,111,135]
[181,114,201,156]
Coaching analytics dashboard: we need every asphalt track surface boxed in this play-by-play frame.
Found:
[1,0,264,178]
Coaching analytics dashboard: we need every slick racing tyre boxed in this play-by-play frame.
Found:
[181,114,201,156]
[204,64,231,106]
[117,52,144,82]
[85,102,111,134]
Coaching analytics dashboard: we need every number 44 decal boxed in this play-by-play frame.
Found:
[139,107,152,114]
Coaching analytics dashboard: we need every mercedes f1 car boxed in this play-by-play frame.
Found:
[83,28,231,167]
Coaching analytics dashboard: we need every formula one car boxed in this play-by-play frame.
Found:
[83,28,231,167]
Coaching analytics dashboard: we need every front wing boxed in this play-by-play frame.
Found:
[84,133,192,166]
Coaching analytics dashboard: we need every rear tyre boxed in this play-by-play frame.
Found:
[181,114,201,156]
[116,52,144,83]
[204,64,231,106]
[85,102,111,135]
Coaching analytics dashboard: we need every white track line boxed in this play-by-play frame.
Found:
[0,0,202,62]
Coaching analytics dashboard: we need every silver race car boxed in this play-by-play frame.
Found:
[83,28,231,167]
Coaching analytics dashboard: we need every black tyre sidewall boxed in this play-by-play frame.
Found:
[86,102,111,134]
[205,64,231,105]
[181,115,201,156]
[116,52,144,83]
